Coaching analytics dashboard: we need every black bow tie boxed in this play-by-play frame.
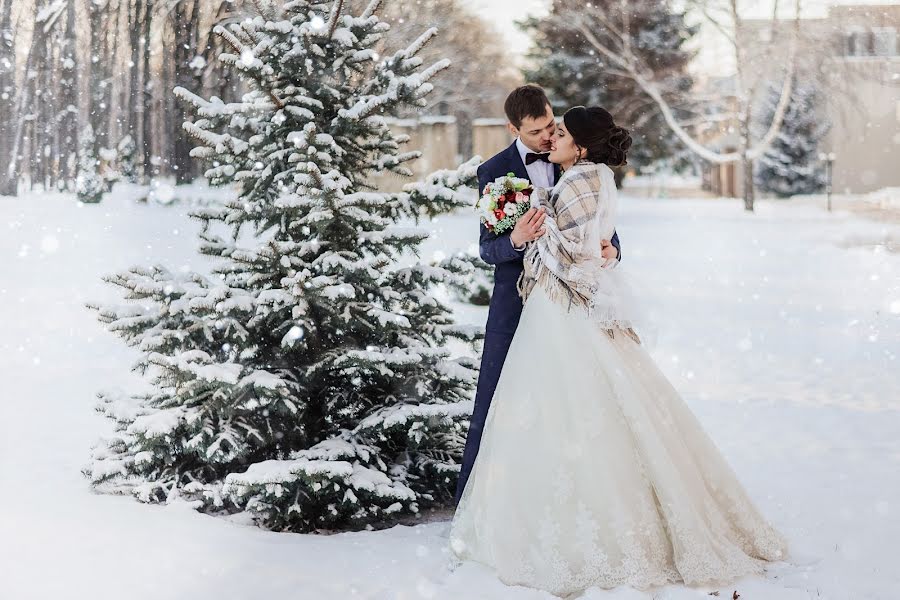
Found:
[525,152,551,165]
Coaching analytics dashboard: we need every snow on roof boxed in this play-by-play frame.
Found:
[418,115,456,124]
[473,118,508,126]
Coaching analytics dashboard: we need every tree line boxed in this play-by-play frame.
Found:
[0,0,515,198]
[0,0,842,209]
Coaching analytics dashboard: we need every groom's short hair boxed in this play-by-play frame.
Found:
[504,84,552,129]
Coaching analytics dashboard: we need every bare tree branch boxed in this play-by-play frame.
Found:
[572,0,802,166]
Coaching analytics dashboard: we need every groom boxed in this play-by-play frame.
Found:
[455,85,622,503]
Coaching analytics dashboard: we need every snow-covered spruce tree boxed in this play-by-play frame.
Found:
[402,156,493,306]
[754,80,829,197]
[84,0,484,532]
[76,124,105,203]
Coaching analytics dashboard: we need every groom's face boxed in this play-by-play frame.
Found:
[510,104,557,154]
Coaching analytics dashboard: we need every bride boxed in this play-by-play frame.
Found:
[449,106,788,596]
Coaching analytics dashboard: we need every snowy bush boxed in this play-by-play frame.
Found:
[75,125,105,203]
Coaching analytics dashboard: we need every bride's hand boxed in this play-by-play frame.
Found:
[510,208,547,247]
[600,239,618,268]
[600,239,618,259]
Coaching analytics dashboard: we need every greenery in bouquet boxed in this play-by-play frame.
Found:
[475,172,534,234]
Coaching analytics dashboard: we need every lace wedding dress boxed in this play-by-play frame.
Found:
[449,163,788,596]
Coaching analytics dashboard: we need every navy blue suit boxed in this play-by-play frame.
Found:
[454,142,621,503]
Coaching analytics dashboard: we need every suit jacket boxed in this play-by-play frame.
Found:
[477,141,621,335]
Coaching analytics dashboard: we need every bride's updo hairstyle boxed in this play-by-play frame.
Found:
[562,105,632,167]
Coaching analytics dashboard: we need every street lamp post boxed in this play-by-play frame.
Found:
[818,152,836,212]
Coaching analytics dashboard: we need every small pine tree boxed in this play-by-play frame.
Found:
[116,134,139,184]
[84,0,485,533]
[76,124,105,203]
[754,80,829,197]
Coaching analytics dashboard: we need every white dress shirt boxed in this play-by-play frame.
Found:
[515,137,555,191]
[512,138,555,251]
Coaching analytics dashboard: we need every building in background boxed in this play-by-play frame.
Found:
[825,5,899,194]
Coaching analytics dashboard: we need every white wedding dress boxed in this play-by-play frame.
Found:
[450,163,788,597]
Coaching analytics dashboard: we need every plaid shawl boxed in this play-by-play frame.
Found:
[516,161,640,341]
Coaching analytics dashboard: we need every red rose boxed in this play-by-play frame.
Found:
[493,209,505,220]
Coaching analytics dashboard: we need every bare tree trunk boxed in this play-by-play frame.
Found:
[732,0,757,212]
[159,13,176,179]
[0,0,18,195]
[43,31,58,189]
[31,12,54,189]
[738,102,756,211]
[5,1,37,194]
[58,0,79,187]
[742,155,755,211]
[127,0,148,180]
[108,0,130,152]
[140,0,153,181]
[148,9,169,181]
[172,0,201,183]
[89,0,114,148]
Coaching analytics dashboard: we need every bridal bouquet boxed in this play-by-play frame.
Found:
[476,172,534,234]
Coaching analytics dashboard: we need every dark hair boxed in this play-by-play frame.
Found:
[504,84,552,129]
[562,105,632,167]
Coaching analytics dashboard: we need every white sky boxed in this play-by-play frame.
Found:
[461,0,900,74]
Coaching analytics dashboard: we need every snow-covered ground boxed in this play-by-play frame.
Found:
[1,191,898,600]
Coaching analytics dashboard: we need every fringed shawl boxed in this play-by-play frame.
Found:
[516,160,640,341]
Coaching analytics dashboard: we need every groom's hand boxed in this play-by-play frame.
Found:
[510,208,546,248]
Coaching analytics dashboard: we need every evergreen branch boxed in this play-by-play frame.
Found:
[212,24,285,109]
[361,0,382,19]
[327,0,344,38]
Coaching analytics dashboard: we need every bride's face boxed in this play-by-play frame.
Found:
[548,123,580,168]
